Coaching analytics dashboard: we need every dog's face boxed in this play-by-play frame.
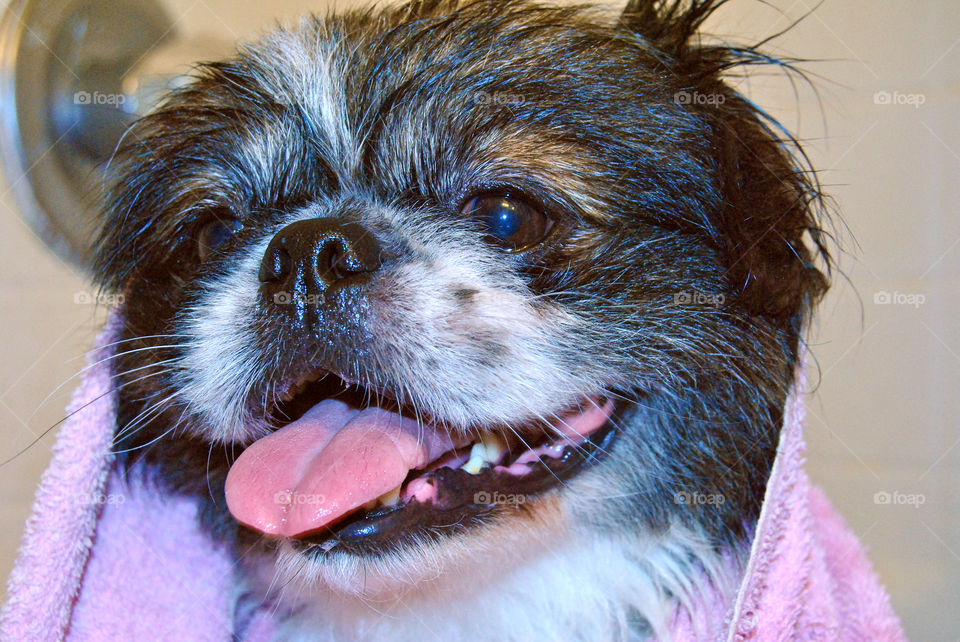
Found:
[95,0,827,598]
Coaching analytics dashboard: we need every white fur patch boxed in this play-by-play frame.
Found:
[243,20,358,176]
[174,236,273,443]
[252,510,742,642]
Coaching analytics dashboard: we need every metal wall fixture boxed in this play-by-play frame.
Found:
[0,0,337,269]
[0,0,246,271]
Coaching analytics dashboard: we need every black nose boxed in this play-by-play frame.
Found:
[259,218,382,303]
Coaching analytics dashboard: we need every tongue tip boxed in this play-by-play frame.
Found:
[225,484,342,538]
[224,492,286,536]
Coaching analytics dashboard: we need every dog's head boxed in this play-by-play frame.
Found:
[95,0,828,597]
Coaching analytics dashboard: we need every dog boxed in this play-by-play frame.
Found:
[93,0,830,639]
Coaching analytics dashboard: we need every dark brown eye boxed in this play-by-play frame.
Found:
[461,194,553,251]
[198,215,242,261]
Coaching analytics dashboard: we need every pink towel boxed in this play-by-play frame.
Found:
[1,318,905,641]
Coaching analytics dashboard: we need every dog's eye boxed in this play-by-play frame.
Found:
[197,215,242,261]
[462,195,553,251]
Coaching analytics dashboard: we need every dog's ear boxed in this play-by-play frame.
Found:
[706,91,830,322]
[622,0,830,324]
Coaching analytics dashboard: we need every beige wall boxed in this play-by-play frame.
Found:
[2,1,957,640]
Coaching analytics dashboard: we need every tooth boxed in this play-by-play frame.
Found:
[481,432,506,463]
[460,432,509,474]
[377,485,401,507]
[462,442,487,474]
[318,539,337,552]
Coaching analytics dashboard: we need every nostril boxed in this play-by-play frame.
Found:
[316,232,380,283]
[329,249,349,281]
[259,246,292,283]
[316,240,353,283]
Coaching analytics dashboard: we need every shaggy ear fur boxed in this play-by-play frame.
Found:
[620,0,830,324]
[706,92,830,321]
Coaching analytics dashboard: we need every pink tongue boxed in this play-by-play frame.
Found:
[225,399,454,537]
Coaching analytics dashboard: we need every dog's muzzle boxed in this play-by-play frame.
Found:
[229,216,620,555]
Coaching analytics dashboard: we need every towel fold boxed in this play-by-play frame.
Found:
[1,318,905,641]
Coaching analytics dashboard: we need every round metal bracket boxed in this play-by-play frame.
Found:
[0,0,173,270]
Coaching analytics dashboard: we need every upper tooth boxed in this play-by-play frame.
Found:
[462,443,487,474]
[461,432,507,474]
[481,432,506,462]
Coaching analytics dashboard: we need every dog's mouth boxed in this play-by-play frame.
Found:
[225,370,618,555]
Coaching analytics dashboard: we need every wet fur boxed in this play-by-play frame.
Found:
[93,1,830,639]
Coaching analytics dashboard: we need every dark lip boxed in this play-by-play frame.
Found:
[285,408,621,558]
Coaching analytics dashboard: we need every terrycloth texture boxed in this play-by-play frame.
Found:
[721,374,905,642]
[1,320,905,641]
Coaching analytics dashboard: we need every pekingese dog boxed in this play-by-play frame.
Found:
[94,0,830,639]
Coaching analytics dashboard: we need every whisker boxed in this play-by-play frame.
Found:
[113,389,183,444]
[24,346,184,427]
[73,333,190,361]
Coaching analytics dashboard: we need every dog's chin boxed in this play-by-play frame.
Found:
[225,367,621,567]
[262,490,575,600]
